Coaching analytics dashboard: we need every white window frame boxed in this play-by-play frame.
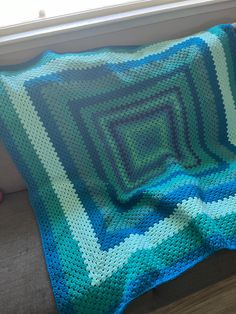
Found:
[0,0,180,35]
[0,0,235,58]
[0,0,233,36]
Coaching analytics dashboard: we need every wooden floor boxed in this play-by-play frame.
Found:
[153,275,236,314]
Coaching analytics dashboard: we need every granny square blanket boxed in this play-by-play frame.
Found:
[0,24,236,313]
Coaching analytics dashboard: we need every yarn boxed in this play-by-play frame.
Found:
[0,24,235,314]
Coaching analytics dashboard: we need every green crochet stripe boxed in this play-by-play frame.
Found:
[0,24,236,314]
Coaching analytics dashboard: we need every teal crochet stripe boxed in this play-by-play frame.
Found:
[0,24,236,313]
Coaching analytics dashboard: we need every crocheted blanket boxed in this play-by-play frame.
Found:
[0,24,236,314]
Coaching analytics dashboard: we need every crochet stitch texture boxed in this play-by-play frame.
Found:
[0,24,236,314]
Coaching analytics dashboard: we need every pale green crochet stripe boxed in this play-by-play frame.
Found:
[2,80,104,283]
[199,31,236,146]
[2,75,236,286]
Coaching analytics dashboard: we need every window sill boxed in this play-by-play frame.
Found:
[0,0,235,56]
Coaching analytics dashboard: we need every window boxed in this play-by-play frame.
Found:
[0,0,232,58]
[0,0,182,29]
[0,0,228,44]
